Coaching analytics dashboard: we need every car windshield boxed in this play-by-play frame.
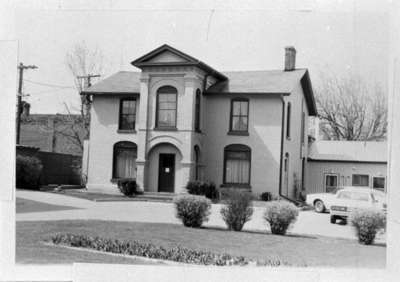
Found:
[372,192,386,203]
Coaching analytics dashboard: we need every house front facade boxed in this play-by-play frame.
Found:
[82,44,317,199]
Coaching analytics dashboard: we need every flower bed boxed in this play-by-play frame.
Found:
[50,233,287,266]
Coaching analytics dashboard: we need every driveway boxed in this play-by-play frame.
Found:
[16,190,386,242]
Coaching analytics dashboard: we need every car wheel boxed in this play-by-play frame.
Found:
[330,215,336,224]
[314,200,325,213]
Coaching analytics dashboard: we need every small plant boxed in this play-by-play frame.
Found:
[260,192,272,201]
[186,180,219,201]
[350,208,386,245]
[173,195,211,228]
[16,155,43,189]
[220,189,253,231]
[264,201,299,235]
[117,178,138,197]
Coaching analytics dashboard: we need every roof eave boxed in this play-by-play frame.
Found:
[203,91,291,96]
[300,70,318,116]
[81,91,140,96]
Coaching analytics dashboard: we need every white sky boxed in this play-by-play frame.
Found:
[5,0,391,114]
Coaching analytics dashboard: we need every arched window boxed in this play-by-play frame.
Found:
[194,145,200,180]
[156,86,177,128]
[194,89,201,132]
[113,141,137,179]
[286,102,291,139]
[223,144,251,185]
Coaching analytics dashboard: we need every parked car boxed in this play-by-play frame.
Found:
[306,186,385,213]
[330,188,387,224]
[306,187,345,213]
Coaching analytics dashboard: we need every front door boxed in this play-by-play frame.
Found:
[158,154,175,192]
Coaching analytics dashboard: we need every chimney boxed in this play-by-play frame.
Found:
[284,46,296,71]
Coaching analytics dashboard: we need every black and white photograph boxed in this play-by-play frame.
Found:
[1,0,400,281]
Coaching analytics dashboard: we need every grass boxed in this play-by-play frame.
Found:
[16,220,386,267]
[16,198,80,214]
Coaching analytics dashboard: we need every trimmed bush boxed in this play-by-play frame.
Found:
[16,155,43,189]
[50,233,261,266]
[174,195,211,228]
[260,192,272,201]
[220,189,253,231]
[350,208,386,245]
[264,201,299,235]
[117,179,139,197]
[186,180,219,201]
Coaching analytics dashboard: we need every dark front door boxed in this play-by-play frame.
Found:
[158,154,175,192]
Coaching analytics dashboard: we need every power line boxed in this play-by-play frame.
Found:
[24,79,75,89]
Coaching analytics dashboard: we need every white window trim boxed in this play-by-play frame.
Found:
[352,174,370,187]
[324,173,339,192]
[372,176,386,190]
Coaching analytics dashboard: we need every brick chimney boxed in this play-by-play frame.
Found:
[284,46,296,71]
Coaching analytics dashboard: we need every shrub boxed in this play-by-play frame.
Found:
[117,179,139,197]
[51,233,260,266]
[173,195,211,228]
[260,192,272,201]
[264,201,299,235]
[220,189,253,231]
[186,180,219,200]
[350,208,386,245]
[16,155,43,189]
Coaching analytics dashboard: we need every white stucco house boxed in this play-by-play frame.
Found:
[81,44,317,199]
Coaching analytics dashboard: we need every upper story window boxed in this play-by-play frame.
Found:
[156,86,177,129]
[229,99,249,134]
[286,102,291,139]
[119,98,136,130]
[194,89,201,132]
[223,144,251,186]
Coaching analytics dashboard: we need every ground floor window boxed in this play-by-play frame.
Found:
[352,174,369,187]
[223,144,251,185]
[373,177,385,191]
[325,174,338,193]
[113,141,137,179]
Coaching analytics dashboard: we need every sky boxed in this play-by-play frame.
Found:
[7,0,391,114]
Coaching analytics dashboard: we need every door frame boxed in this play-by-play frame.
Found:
[158,153,175,192]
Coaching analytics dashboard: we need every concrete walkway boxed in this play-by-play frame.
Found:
[16,190,386,242]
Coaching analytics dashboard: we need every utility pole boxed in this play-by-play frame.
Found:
[76,74,100,140]
[16,62,38,144]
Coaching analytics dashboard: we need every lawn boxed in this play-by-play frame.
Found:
[16,220,386,267]
[16,198,80,213]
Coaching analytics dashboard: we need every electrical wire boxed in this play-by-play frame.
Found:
[23,79,75,89]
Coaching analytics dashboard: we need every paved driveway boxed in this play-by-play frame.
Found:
[16,190,386,242]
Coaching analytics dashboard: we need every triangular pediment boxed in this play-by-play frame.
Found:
[131,44,199,67]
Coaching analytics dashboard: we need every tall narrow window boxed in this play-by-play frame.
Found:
[156,86,177,128]
[286,102,291,139]
[119,98,136,130]
[325,174,338,193]
[113,141,137,179]
[195,89,201,132]
[194,145,200,180]
[230,99,249,132]
[224,144,251,185]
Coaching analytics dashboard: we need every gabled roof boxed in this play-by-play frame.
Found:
[205,69,317,116]
[81,71,141,95]
[308,141,387,163]
[131,44,227,81]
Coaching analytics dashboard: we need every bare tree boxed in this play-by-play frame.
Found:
[65,42,103,139]
[315,74,387,141]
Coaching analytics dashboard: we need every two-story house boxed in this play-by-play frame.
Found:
[82,44,317,199]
